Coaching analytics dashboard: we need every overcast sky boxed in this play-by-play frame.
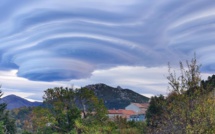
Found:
[0,0,214,101]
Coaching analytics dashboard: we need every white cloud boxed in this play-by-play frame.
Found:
[70,66,169,95]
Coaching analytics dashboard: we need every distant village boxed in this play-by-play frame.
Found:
[107,103,149,122]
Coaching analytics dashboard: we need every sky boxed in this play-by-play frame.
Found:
[0,0,215,101]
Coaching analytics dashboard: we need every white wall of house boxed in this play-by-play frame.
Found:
[108,113,122,118]
[125,104,140,113]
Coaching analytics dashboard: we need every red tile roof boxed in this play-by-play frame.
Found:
[108,109,135,115]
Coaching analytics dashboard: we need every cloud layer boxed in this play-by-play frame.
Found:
[0,0,215,99]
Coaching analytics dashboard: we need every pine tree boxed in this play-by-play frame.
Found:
[0,90,16,134]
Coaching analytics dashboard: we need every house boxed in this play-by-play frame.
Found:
[125,103,149,113]
[129,108,147,121]
[129,114,145,121]
[108,109,135,120]
[125,103,149,121]
[128,108,147,121]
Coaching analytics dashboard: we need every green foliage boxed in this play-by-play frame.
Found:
[76,88,100,118]
[43,87,81,133]
[145,95,165,128]
[76,88,108,123]
[146,57,215,133]
[112,116,146,134]
[28,87,148,134]
[30,107,56,133]
[201,74,215,92]
[0,121,4,134]
[21,130,32,134]
[72,88,111,134]
[0,90,16,134]
[9,86,147,134]
[72,119,116,134]
[28,87,111,134]
[11,107,33,132]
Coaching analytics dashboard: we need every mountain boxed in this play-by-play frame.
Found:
[0,95,42,110]
[85,83,149,109]
[0,84,149,110]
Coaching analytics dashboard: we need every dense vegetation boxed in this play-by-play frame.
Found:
[146,57,215,133]
[10,87,145,134]
[0,90,16,134]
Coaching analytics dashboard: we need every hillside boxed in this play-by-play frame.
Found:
[0,95,42,110]
[85,83,149,109]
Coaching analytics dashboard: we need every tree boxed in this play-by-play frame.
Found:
[43,87,81,133]
[38,87,115,134]
[146,57,215,133]
[75,87,108,123]
[30,107,56,133]
[0,121,4,134]
[0,90,16,134]
[201,74,215,92]
[145,95,165,128]
[75,88,96,118]
[42,86,116,134]
[73,88,111,134]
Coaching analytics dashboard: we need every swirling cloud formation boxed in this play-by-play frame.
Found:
[0,0,214,83]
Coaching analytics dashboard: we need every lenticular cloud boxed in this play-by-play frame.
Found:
[0,0,215,81]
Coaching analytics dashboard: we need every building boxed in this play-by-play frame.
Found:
[125,103,149,121]
[125,103,149,113]
[129,114,145,121]
[108,109,135,120]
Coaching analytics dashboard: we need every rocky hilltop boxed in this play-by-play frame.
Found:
[85,83,149,109]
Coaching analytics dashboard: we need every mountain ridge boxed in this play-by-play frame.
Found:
[85,83,149,109]
[0,95,42,110]
[1,84,149,110]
